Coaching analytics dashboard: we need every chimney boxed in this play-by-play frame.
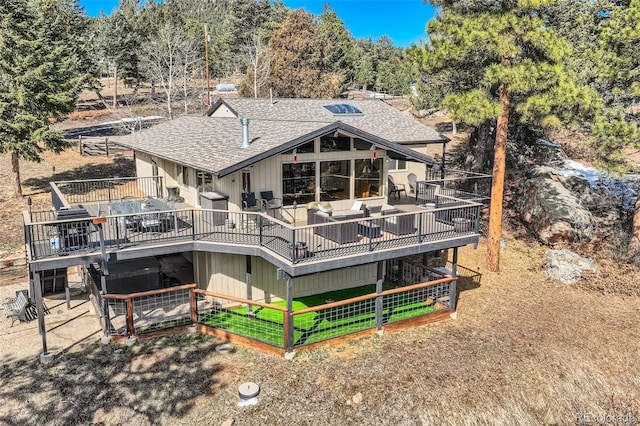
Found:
[241,118,250,148]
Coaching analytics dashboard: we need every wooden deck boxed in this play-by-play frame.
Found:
[26,202,479,276]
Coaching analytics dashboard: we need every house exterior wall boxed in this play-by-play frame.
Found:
[134,140,434,214]
[159,158,179,189]
[210,105,236,118]
[388,145,440,196]
[135,152,156,197]
[224,138,390,222]
[194,251,378,301]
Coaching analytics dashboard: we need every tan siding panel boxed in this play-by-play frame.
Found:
[195,253,378,303]
[214,173,243,211]
[291,263,377,297]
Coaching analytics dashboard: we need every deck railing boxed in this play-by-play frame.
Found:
[51,176,163,206]
[196,277,456,351]
[418,169,492,204]
[196,290,289,349]
[101,284,197,337]
[24,196,481,265]
[91,273,454,351]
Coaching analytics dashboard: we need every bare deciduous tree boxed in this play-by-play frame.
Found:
[141,22,200,119]
[241,26,273,98]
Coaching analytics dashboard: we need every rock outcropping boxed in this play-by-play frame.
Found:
[520,166,596,244]
[544,249,597,283]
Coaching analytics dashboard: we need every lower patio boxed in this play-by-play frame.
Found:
[199,280,448,349]
[94,259,457,353]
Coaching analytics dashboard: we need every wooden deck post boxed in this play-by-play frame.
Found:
[126,298,134,337]
[450,247,459,311]
[375,261,384,330]
[397,259,404,287]
[190,288,197,324]
[284,274,294,351]
[33,271,48,354]
[246,255,253,314]
[65,279,71,310]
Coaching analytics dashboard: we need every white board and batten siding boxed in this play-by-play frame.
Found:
[135,153,155,196]
[194,252,378,302]
[135,154,202,206]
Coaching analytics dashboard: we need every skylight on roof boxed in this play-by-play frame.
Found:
[323,104,363,116]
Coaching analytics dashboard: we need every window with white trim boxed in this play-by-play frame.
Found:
[388,158,407,171]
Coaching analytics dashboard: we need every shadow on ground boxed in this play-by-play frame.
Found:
[0,333,223,425]
[455,263,482,293]
[23,157,135,193]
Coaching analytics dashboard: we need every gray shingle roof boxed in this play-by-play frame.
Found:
[212,98,446,144]
[115,98,447,177]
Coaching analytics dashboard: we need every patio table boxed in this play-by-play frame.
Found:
[110,198,176,232]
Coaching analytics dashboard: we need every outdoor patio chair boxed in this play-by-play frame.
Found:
[242,192,261,212]
[382,209,415,236]
[2,291,30,327]
[407,173,417,195]
[259,191,282,216]
[242,192,262,228]
[388,176,407,198]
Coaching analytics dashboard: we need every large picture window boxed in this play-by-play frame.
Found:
[320,160,350,201]
[320,135,350,152]
[282,162,316,206]
[284,141,314,154]
[355,158,383,198]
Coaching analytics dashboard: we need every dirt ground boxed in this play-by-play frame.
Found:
[1,116,639,424]
[1,237,639,425]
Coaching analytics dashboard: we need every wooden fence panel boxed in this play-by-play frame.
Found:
[80,136,131,157]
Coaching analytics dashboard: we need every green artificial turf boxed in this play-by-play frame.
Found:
[200,284,440,348]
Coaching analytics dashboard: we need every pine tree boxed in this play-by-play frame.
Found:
[426,0,600,271]
[318,4,354,88]
[267,9,344,98]
[597,0,640,261]
[0,0,88,198]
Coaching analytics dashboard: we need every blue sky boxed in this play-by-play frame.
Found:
[78,0,436,47]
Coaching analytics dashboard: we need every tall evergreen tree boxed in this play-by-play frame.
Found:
[267,9,344,98]
[352,38,375,90]
[318,4,354,89]
[597,0,640,260]
[426,0,600,271]
[0,0,88,197]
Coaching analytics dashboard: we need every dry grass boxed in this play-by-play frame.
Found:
[0,145,134,258]
[0,237,639,424]
[1,118,640,425]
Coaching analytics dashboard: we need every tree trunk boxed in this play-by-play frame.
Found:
[112,64,118,110]
[183,71,189,115]
[628,189,640,261]
[253,63,258,98]
[486,83,509,272]
[11,150,23,198]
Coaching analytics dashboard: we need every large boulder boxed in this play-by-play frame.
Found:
[544,249,597,283]
[520,167,596,244]
[532,139,568,166]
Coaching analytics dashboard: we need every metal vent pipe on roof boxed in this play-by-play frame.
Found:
[241,118,250,148]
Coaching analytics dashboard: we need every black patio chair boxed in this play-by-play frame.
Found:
[260,191,282,216]
[242,192,261,212]
[242,192,261,228]
[388,176,407,198]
